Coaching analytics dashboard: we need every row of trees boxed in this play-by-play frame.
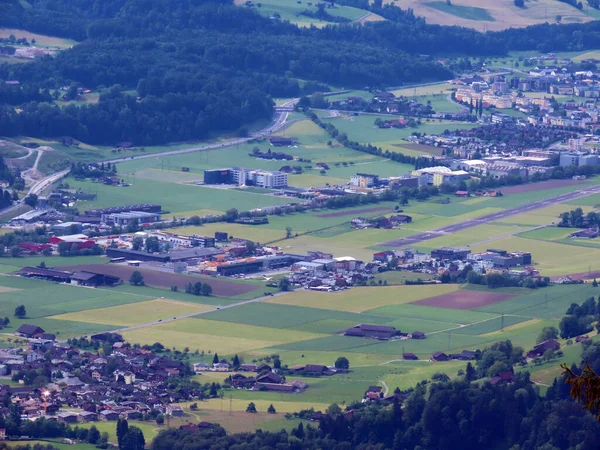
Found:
[559,207,600,228]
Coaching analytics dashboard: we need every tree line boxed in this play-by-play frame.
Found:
[151,364,600,450]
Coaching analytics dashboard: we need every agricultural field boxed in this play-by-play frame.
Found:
[387,0,594,31]
[234,0,371,27]
[51,299,215,327]
[0,28,78,49]
[0,253,593,408]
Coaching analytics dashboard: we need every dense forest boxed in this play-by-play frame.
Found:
[2,0,600,145]
[150,342,600,450]
[3,0,600,145]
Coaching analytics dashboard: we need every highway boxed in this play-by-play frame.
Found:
[380,184,600,248]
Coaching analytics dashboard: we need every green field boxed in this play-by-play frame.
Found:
[424,2,495,21]
[237,0,368,27]
[65,178,291,214]
[264,284,460,312]
[51,299,215,326]
[325,115,477,145]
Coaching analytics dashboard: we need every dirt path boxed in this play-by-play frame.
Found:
[379,380,390,397]
[102,291,291,336]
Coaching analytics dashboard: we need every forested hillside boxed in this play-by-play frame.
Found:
[2,0,600,145]
[0,0,451,145]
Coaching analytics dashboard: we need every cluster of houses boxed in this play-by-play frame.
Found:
[0,330,218,427]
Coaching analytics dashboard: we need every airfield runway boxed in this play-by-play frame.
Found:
[380,184,600,248]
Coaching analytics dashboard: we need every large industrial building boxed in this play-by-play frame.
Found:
[101,211,161,226]
[203,169,232,185]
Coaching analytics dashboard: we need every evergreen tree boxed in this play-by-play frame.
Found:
[465,362,477,381]
[213,353,219,365]
[232,355,240,368]
[87,425,100,444]
[121,426,145,450]
[116,418,129,450]
[267,404,276,414]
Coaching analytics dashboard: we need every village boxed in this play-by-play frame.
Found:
[0,311,574,436]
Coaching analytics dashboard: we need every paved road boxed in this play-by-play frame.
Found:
[380,184,600,247]
[103,100,297,165]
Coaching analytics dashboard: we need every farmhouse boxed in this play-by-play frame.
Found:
[431,352,450,362]
[411,331,425,339]
[527,339,560,358]
[489,371,516,386]
[290,364,336,376]
[570,228,599,239]
[403,353,418,360]
[449,350,475,360]
[345,324,399,340]
[269,136,298,147]
[16,324,45,339]
[70,271,121,287]
[18,266,73,283]
[18,267,120,287]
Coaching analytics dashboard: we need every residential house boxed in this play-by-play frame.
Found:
[212,362,230,372]
[58,412,79,424]
[166,405,185,417]
[193,362,210,374]
[99,410,119,421]
[431,352,450,362]
[79,411,98,422]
